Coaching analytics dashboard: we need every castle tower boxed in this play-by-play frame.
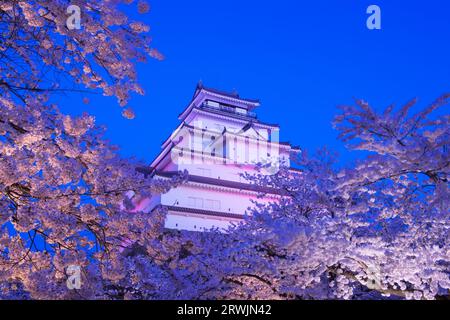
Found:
[146,83,300,231]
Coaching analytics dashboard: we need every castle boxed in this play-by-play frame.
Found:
[144,84,300,231]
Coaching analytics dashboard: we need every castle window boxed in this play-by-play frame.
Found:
[205,199,221,211]
[205,100,220,108]
[235,108,247,115]
[188,197,204,208]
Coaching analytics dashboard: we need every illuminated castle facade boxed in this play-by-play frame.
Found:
[145,84,300,231]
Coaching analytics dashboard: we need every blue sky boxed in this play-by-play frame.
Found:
[57,0,450,165]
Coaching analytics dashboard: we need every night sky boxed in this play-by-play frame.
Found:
[56,0,450,165]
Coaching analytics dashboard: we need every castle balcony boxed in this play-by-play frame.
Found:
[199,101,257,119]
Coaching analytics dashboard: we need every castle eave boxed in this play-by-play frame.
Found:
[162,205,244,220]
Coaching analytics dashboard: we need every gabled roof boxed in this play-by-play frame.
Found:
[194,81,260,105]
[178,83,261,121]
[237,121,267,140]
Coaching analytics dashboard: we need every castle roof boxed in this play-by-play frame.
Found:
[154,171,283,195]
[178,83,261,121]
[193,81,260,106]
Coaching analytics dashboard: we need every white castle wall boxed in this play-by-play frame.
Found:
[161,184,276,215]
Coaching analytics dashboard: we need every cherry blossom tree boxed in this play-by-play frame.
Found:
[201,95,449,300]
[2,92,446,299]
[0,0,189,299]
[329,95,449,299]
[1,1,448,301]
[0,95,189,299]
[0,0,160,117]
